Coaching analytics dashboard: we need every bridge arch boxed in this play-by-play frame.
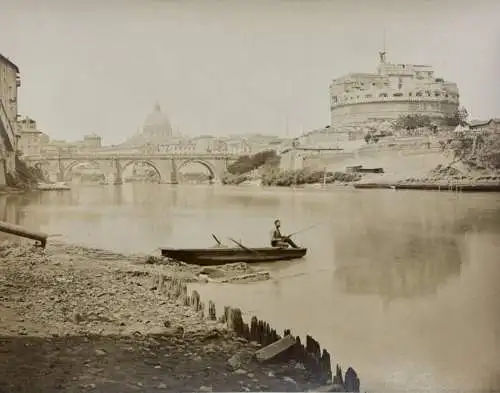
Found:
[63,160,102,181]
[120,160,162,182]
[177,159,216,181]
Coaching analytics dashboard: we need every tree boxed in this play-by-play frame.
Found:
[474,132,500,169]
[447,129,500,170]
[456,106,469,126]
[393,114,433,131]
[443,106,469,127]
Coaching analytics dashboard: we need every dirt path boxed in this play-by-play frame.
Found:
[0,241,329,392]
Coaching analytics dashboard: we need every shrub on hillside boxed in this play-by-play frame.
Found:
[446,130,500,170]
[227,150,279,175]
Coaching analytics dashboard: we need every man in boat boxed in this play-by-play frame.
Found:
[271,219,299,248]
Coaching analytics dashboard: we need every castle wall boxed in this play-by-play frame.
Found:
[331,98,458,128]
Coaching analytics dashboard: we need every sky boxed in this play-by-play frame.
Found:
[1,0,499,145]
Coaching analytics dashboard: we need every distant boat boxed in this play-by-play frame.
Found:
[160,246,307,266]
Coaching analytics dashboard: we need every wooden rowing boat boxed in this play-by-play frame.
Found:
[160,247,307,266]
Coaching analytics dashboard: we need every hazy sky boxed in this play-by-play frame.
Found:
[1,0,499,145]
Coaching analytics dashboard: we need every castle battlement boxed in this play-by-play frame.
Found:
[329,53,460,130]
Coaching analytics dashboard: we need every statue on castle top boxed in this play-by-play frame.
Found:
[379,51,387,64]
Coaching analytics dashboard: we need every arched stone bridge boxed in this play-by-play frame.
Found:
[23,152,241,184]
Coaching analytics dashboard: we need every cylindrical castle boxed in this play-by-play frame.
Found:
[329,52,460,130]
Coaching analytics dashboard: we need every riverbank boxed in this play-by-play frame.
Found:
[354,164,500,192]
[0,185,27,195]
[0,240,358,392]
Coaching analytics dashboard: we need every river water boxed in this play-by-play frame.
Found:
[1,184,499,392]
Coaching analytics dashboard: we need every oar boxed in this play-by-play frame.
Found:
[284,222,325,239]
[228,237,260,255]
[211,233,222,246]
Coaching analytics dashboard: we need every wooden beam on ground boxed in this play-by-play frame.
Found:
[0,220,48,248]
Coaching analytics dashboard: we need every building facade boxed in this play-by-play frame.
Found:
[18,116,42,157]
[329,52,460,133]
[82,133,102,150]
[0,53,21,183]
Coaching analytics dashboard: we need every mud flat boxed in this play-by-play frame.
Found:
[0,241,360,392]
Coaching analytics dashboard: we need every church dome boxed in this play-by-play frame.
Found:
[143,102,173,138]
[122,102,175,147]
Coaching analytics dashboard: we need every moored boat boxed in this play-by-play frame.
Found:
[160,246,307,266]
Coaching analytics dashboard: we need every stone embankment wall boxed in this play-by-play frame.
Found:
[0,159,6,186]
[303,137,449,182]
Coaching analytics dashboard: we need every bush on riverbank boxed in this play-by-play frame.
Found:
[221,173,251,185]
[227,150,280,175]
[261,169,361,187]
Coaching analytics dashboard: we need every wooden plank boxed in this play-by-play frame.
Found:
[255,334,296,363]
[0,220,48,248]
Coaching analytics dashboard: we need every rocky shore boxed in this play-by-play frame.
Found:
[0,241,354,392]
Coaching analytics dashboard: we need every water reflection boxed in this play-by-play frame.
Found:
[0,195,21,224]
[333,234,463,299]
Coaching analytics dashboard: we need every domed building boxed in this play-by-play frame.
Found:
[329,51,460,134]
[124,102,175,146]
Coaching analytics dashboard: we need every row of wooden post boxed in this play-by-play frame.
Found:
[151,273,360,392]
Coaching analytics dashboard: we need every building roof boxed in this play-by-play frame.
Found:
[84,133,101,139]
[0,53,20,73]
[468,119,500,128]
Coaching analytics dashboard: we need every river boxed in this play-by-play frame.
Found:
[1,183,499,392]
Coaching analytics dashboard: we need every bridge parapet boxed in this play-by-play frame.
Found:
[23,152,241,161]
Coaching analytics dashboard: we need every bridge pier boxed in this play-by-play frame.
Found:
[151,158,178,184]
